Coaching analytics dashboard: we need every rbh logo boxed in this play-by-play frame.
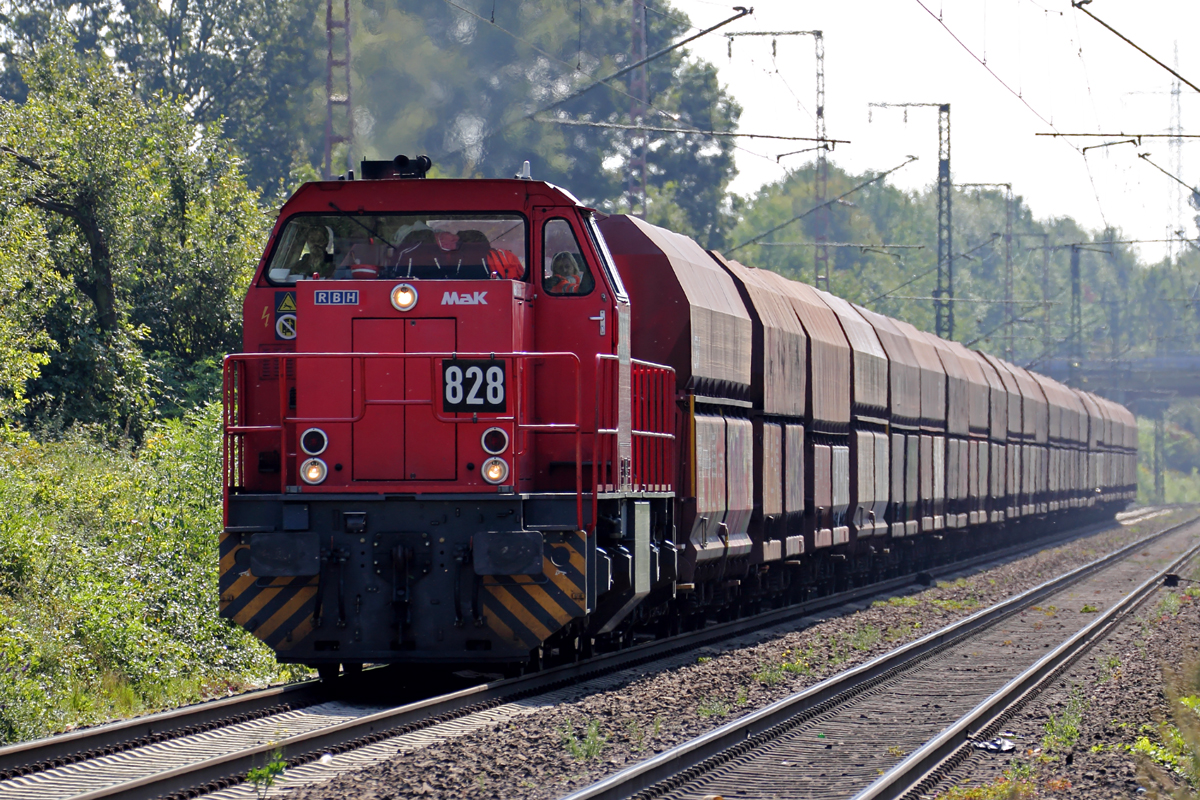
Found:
[441,291,488,306]
[314,290,359,305]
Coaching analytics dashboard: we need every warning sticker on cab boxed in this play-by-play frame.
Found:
[275,314,297,340]
[274,291,297,340]
[275,292,297,313]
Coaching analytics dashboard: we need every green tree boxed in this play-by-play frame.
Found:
[348,0,740,246]
[0,38,267,432]
[0,207,56,416]
[0,0,322,191]
[1,1,742,241]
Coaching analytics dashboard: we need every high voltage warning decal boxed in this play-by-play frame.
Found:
[274,292,297,340]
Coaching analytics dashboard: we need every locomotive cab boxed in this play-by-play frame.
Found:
[219,162,670,670]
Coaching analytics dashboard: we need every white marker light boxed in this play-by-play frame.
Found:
[390,283,418,311]
[300,458,328,485]
[481,457,509,485]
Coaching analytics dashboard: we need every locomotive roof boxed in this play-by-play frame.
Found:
[279,178,585,216]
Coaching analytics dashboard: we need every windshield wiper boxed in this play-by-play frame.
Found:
[328,202,388,241]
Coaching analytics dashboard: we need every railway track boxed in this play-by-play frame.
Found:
[0,513,1177,800]
[561,513,1200,800]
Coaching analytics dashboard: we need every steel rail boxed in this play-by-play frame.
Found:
[0,513,1161,797]
[0,682,323,778]
[558,513,1198,800]
[852,528,1200,800]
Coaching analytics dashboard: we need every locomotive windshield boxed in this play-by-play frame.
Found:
[265,213,527,284]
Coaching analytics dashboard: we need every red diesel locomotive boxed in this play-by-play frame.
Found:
[220,156,1136,676]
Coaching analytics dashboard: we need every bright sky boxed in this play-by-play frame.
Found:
[674,0,1200,264]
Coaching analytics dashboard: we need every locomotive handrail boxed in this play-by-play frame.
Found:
[223,351,581,428]
[592,353,676,528]
[222,350,585,530]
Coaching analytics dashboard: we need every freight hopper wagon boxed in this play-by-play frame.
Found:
[221,159,1137,675]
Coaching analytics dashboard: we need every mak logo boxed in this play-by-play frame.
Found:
[441,291,488,306]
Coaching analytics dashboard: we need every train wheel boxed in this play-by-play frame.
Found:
[342,662,363,679]
[316,663,339,683]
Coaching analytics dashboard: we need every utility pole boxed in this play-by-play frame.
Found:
[813,31,829,292]
[729,30,829,289]
[1103,229,1120,367]
[1069,244,1082,387]
[960,183,1014,354]
[628,0,648,217]
[1014,231,1050,362]
[323,0,353,179]
[1155,413,1166,503]
[1171,41,1183,260]
[1042,236,1050,361]
[938,104,952,339]
[869,102,952,338]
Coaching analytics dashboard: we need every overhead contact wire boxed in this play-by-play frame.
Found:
[728,156,918,254]
[435,0,750,159]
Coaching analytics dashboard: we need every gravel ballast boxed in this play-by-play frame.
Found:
[274,511,1190,800]
[931,520,1200,800]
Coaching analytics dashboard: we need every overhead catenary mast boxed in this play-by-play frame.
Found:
[628,0,649,217]
[323,0,354,179]
[869,102,953,339]
[727,30,830,290]
[1171,41,1184,260]
[959,183,1013,357]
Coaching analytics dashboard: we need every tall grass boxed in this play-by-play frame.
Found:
[0,404,282,743]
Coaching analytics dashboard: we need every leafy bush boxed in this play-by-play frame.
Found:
[0,404,282,743]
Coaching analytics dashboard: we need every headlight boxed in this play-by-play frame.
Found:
[390,283,418,311]
[481,427,509,455]
[301,428,328,456]
[481,457,509,485]
[300,458,328,485]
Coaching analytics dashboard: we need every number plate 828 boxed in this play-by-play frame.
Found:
[442,359,506,413]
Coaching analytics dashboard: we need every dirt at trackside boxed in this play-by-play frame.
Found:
[934,551,1200,800]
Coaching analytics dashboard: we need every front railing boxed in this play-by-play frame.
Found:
[224,350,676,534]
[223,351,582,525]
[593,354,677,495]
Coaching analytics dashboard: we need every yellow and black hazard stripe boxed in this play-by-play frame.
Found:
[481,531,588,650]
[219,532,318,652]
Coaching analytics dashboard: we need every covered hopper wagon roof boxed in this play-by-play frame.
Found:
[853,304,922,427]
[711,253,808,418]
[918,329,970,437]
[755,270,852,430]
[945,341,992,437]
[814,289,889,421]
[970,349,1009,442]
[891,318,947,431]
[1007,362,1050,444]
[979,353,1025,441]
[598,215,752,399]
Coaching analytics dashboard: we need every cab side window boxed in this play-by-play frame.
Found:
[543,218,595,295]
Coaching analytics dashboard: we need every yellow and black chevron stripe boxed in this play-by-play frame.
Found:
[219,531,318,652]
[481,531,587,650]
